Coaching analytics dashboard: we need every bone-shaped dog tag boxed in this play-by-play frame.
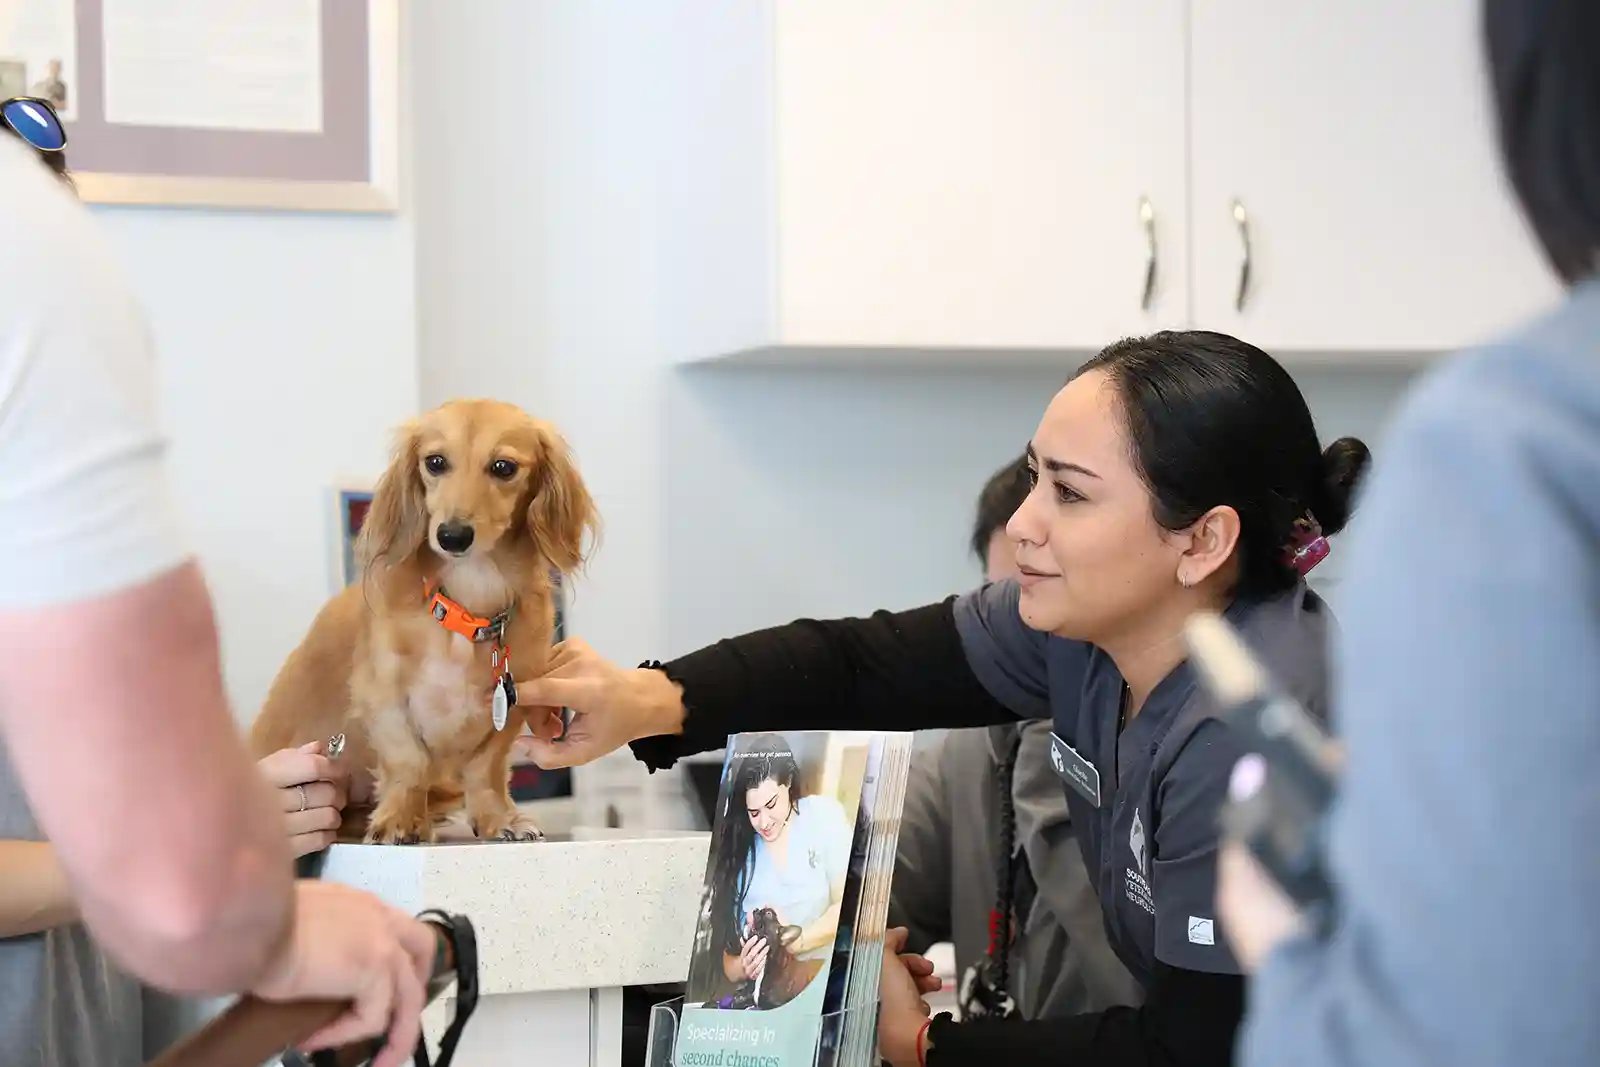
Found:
[492,664,514,731]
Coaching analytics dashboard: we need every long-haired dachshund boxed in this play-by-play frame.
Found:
[249,399,598,844]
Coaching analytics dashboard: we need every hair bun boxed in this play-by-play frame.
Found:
[1314,437,1371,536]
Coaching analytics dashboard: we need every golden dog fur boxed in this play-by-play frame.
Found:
[249,399,598,844]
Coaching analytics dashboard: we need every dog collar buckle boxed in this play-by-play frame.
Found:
[472,614,508,643]
[423,582,511,645]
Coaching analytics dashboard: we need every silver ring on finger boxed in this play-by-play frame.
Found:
[297,784,308,813]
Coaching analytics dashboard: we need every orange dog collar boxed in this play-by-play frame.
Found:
[424,580,517,729]
[423,581,509,644]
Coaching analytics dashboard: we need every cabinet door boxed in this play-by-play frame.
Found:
[774,0,1188,352]
[1189,0,1561,353]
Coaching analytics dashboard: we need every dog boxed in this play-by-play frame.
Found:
[723,908,814,1010]
[249,399,598,844]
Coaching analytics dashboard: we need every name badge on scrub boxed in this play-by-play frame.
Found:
[1049,731,1102,807]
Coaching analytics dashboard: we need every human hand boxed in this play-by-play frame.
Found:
[738,932,770,982]
[1217,839,1309,973]
[251,881,435,1067]
[878,927,936,1067]
[514,639,686,769]
[898,955,941,997]
[257,740,349,859]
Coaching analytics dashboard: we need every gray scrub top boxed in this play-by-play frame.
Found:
[0,736,143,1067]
[954,579,1334,986]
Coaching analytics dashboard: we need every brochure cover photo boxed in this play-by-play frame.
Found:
[678,731,875,1066]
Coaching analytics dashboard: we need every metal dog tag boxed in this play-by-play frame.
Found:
[492,665,513,731]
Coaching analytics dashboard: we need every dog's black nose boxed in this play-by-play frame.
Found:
[436,522,475,555]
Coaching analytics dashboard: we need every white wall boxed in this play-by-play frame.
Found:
[93,199,417,720]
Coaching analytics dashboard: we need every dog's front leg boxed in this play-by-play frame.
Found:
[364,704,435,845]
[463,738,543,841]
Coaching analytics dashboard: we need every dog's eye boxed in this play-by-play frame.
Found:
[489,459,518,481]
[424,454,449,475]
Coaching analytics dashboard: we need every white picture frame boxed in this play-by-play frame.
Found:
[62,0,399,212]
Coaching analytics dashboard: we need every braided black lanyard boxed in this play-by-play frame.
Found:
[961,729,1025,1020]
[987,730,1024,995]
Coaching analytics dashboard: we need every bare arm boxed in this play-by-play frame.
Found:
[0,840,75,937]
[795,877,846,955]
[0,563,293,994]
[0,744,349,940]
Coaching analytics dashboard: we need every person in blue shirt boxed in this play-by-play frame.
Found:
[1220,4,1600,1066]
[706,734,851,1004]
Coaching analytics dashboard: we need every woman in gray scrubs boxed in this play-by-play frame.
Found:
[519,330,1370,1067]
[1220,4,1600,1066]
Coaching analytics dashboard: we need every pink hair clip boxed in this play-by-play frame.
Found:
[1283,514,1330,577]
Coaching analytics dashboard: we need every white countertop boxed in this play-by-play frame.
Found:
[323,827,711,995]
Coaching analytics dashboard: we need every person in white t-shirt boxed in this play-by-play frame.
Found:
[0,105,433,1067]
[710,734,851,999]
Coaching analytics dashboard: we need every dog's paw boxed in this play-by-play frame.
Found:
[364,811,435,845]
[498,824,545,843]
[476,811,545,842]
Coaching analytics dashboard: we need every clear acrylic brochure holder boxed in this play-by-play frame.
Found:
[644,997,879,1067]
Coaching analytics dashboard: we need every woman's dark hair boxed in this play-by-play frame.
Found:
[704,734,806,960]
[970,455,1031,563]
[1075,331,1370,598]
[1485,0,1600,284]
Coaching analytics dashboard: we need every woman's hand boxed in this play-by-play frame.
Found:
[1216,839,1309,972]
[514,639,687,769]
[878,928,940,1067]
[257,740,349,859]
[738,932,771,982]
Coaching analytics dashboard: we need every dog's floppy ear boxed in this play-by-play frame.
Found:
[527,423,599,574]
[358,419,428,571]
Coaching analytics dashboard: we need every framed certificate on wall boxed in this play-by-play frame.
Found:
[0,0,398,212]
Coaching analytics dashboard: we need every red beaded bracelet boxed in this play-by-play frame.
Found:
[916,1017,933,1067]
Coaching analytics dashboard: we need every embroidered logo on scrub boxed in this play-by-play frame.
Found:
[1130,808,1148,875]
[1125,807,1155,916]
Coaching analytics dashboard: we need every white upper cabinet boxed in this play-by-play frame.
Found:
[691,1,1560,362]
[1187,0,1561,352]
[771,0,1190,352]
